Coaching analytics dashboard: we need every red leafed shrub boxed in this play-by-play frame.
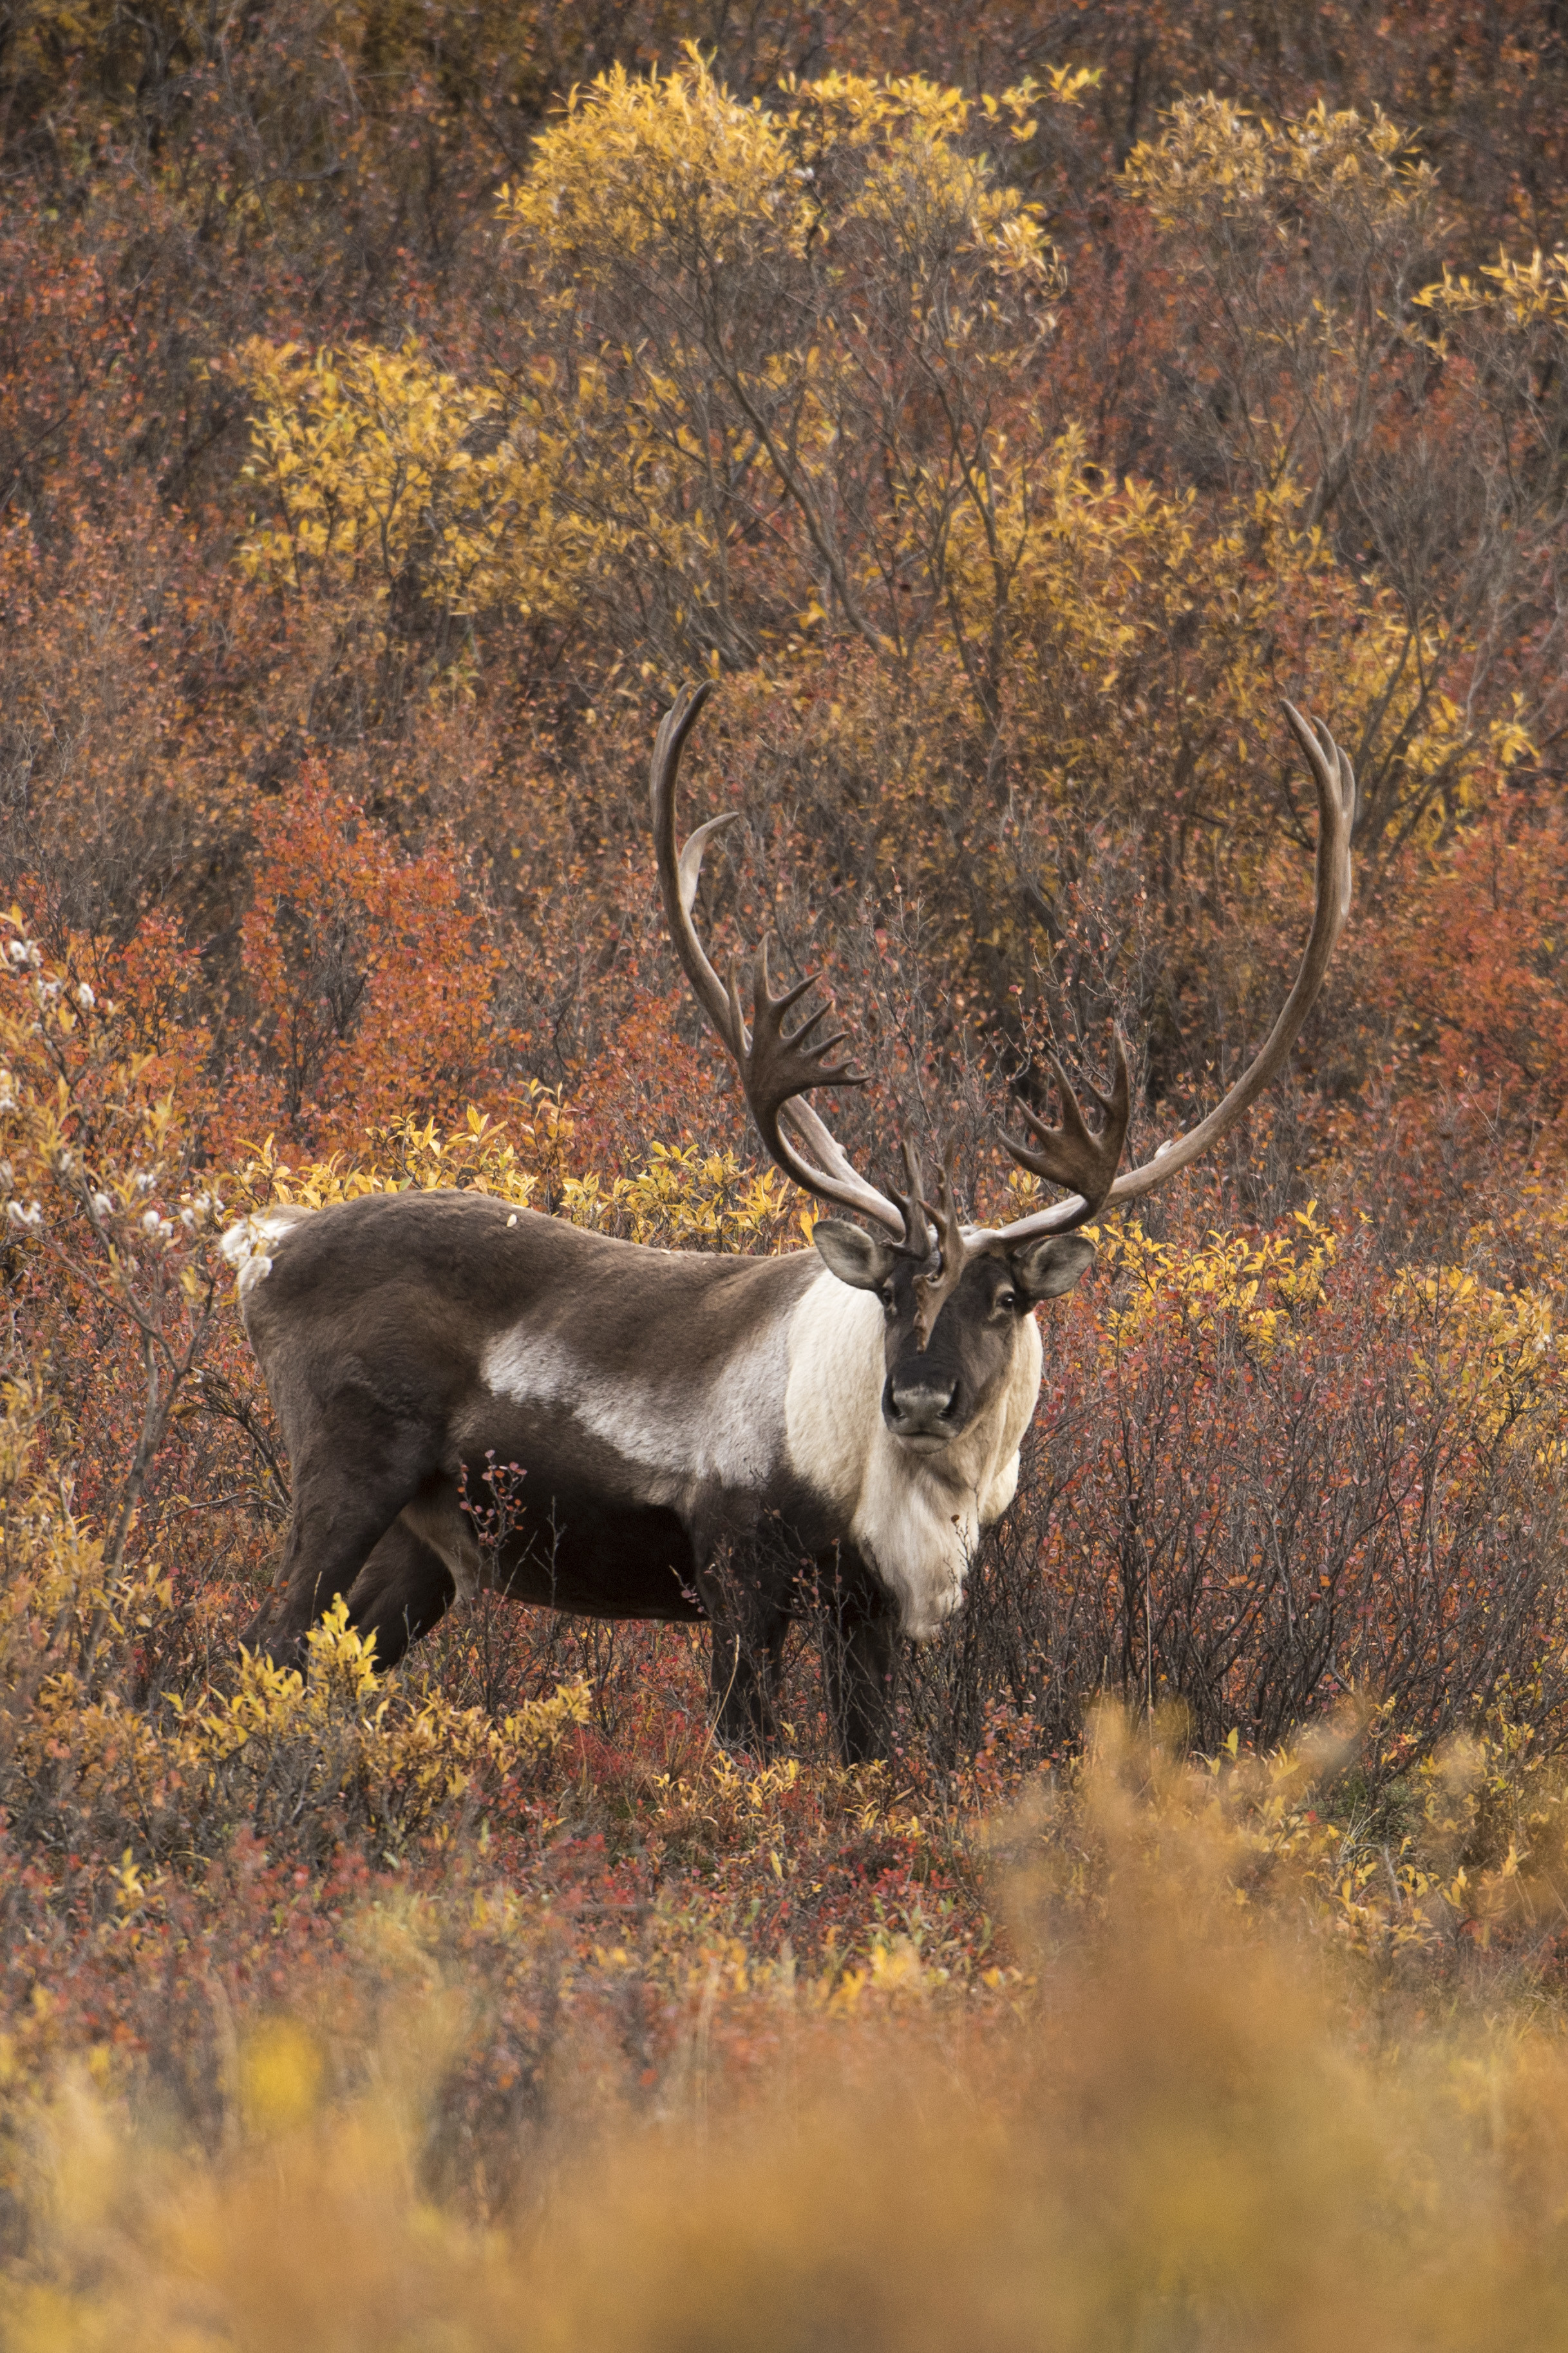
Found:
[902,1218,1568,1767]
[1378,805,1568,1176]
[222,768,516,1157]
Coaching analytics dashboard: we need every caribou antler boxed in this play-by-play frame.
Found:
[720,936,878,1206]
[998,1034,1132,1235]
[650,684,1354,1322]
[971,700,1355,1247]
[650,681,911,1241]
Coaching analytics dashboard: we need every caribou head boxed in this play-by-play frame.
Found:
[653,681,1354,1464]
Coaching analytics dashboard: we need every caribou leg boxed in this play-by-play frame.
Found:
[261,1451,431,1668]
[343,1519,457,1671]
[692,1534,791,1757]
[706,1614,790,1756]
[818,1556,900,1766]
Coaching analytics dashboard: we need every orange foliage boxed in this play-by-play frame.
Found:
[571,987,739,1168]
[226,768,513,1156]
[1378,806,1568,1176]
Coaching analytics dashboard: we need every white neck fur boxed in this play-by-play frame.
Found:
[782,1272,1043,1640]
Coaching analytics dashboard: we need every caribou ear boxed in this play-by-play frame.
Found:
[812,1219,900,1291]
[1008,1233,1095,1304]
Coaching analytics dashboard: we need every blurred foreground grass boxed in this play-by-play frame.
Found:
[9,1715,1568,2352]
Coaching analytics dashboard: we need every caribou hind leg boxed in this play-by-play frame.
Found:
[343,1519,456,1671]
[260,1447,433,1669]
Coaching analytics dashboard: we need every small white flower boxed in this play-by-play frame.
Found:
[180,1208,195,1230]
[6,1200,42,1232]
[75,982,95,1010]
[91,1192,112,1219]
[142,1209,162,1235]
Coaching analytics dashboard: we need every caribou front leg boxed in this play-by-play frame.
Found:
[706,1610,789,1756]
[818,1556,900,1766]
[692,1529,790,1757]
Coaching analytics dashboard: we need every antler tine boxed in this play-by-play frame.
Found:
[1281,698,1356,931]
[912,1159,968,1350]
[722,938,935,1234]
[975,703,1355,1249]
[887,1138,934,1265]
[998,1034,1132,1235]
[725,936,866,1143]
[650,687,911,1239]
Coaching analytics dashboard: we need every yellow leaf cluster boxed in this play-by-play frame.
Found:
[1093,1202,1339,1357]
[1416,244,1568,332]
[1125,94,1433,235]
[502,51,804,274]
[502,48,1063,287]
[561,1139,795,1252]
[238,337,578,618]
[230,1096,572,1216]
[171,1599,590,1838]
[1390,1261,1558,1454]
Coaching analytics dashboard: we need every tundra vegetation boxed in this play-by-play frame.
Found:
[8,5,1568,2341]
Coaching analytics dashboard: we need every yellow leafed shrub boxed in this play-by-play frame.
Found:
[560,1139,795,1251]
[1390,1261,1558,1453]
[173,1599,590,1840]
[239,336,580,621]
[1093,1201,1339,1355]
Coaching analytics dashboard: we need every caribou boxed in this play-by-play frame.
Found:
[224,686,1354,1759]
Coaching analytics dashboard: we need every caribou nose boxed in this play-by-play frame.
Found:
[884,1375,961,1438]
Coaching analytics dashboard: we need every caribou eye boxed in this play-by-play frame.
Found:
[995,1289,1018,1313]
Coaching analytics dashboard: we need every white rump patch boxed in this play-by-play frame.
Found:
[783,1273,1043,1641]
[219,1206,315,1307]
[220,1205,314,1264]
[236,1252,272,1304]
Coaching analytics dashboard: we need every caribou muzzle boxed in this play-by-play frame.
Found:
[882,1371,963,1443]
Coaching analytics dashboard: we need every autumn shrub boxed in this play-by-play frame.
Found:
[899,1205,1568,1777]
[13,1717,1568,2347]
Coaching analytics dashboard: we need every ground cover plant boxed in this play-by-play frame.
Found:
[10,6,1568,2339]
